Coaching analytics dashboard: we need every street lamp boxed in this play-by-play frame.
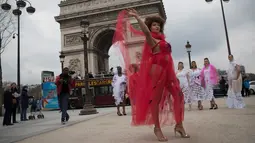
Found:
[206,0,231,55]
[185,41,192,69]
[1,0,36,93]
[59,54,65,71]
[79,18,98,115]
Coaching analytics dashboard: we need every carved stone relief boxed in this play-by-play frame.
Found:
[60,0,143,15]
[64,33,82,47]
[64,28,96,47]
[68,58,82,76]
[59,5,159,29]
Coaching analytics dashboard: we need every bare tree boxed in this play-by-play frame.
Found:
[0,0,16,116]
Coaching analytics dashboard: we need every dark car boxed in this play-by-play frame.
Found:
[213,84,226,98]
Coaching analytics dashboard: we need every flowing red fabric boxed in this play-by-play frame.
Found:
[113,10,184,126]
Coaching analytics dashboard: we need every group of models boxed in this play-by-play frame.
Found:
[176,58,219,111]
[176,55,245,111]
[111,9,245,142]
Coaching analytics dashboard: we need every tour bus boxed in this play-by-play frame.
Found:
[69,74,130,109]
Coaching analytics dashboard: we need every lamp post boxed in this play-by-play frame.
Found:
[79,19,98,115]
[205,0,231,55]
[59,54,65,72]
[1,0,35,93]
[185,41,192,69]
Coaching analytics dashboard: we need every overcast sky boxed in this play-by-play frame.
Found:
[2,0,254,84]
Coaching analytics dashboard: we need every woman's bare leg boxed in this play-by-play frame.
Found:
[117,105,122,116]
[170,88,190,138]
[122,98,126,115]
[151,84,168,141]
[198,100,203,110]
[150,65,167,141]
[188,104,192,111]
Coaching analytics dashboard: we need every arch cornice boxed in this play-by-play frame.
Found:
[89,26,115,49]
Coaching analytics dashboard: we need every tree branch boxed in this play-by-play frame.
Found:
[0,4,16,53]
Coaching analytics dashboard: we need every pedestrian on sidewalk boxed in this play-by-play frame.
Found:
[112,66,127,116]
[20,86,33,121]
[3,84,14,126]
[114,9,189,142]
[11,83,20,124]
[55,67,75,124]
[243,78,250,97]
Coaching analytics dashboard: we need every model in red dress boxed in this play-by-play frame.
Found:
[113,8,190,141]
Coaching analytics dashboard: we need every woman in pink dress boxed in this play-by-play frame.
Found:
[113,8,189,141]
[200,58,219,109]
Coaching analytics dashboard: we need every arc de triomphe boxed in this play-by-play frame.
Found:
[55,0,166,77]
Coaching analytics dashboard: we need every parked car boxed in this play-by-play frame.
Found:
[213,84,226,98]
[249,81,255,95]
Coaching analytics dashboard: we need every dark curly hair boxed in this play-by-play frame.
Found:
[145,15,165,33]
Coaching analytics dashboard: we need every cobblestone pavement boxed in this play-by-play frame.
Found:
[15,96,255,143]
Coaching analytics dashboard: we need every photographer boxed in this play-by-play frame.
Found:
[55,67,75,124]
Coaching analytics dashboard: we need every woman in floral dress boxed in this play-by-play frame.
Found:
[176,62,192,111]
[189,61,206,110]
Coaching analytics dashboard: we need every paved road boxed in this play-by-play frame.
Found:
[12,96,255,143]
[0,107,117,143]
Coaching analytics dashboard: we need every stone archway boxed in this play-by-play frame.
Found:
[55,0,167,76]
[92,28,115,74]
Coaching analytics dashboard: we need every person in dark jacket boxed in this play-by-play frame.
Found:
[10,83,19,123]
[219,76,226,96]
[55,67,75,124]
[3,85,14,126]
[20,86,31,121]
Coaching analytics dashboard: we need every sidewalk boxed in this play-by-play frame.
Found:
[0,107,117,143]
[16,97,255,143]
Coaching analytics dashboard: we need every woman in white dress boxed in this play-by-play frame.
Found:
[112,66,127,116]
[189,61,206,110]
[226,55,245,109]
[200,58,218,110]
[176,62,192,110]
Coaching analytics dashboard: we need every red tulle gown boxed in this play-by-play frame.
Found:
[113,10,184,127]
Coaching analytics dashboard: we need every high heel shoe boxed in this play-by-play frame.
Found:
[154,127,168,142]
[174,127,190,138]
[209,103,214,110]
[199,105,203,110]
[213,104,218,110]
[198,104,203,110]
